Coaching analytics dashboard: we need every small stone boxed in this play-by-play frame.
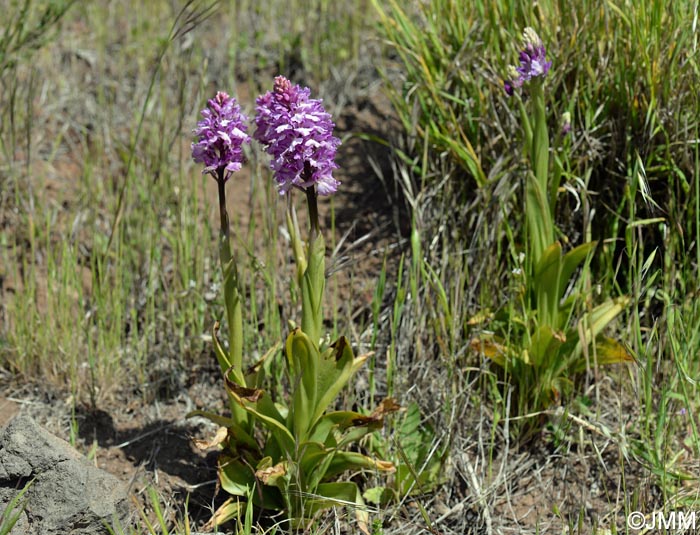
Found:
[0,414,129,535]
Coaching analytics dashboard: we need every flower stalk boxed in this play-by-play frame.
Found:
[255,76,341,348]
[301,184,324,347]
[191,91,250,427]
[475,27,634,422]
[216,169,243,375]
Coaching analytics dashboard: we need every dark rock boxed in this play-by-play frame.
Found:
[0,414,129,535]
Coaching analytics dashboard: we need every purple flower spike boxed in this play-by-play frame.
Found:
[254,75,341,195]
[192,91,250,181]
[504,27,552,96]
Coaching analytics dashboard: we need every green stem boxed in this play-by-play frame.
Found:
[301,184,325,348]
[216,171,248,429]
[531,82,550,203]
[286,199,307,289]
[525,82,554,268]
[216,172,243,375]
[306,183,320,243]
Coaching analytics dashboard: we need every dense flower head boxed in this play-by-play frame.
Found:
[192,91,250,181]
[254,75,341,195]
[504,27,552,96]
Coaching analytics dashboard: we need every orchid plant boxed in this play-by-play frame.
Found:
[472,29,633,424]
[189,80,395,531]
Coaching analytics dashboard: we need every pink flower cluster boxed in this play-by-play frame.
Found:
[191,92,250,181]
[504,28,552,96]
[192,77,341,196]
[254,76,341,195]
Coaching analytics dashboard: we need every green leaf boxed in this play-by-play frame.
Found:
[533,241,563,327]
[307,413,337,445]
[529,324,565,369]
[286,328,319,442]
[525,171,554,267]
[393,403,443,494]
[324,451,395,480]
[301,232,325,347]
[363,486,395,506]
[255,393,287,426]
[312,408,388,447]
[228,388,295,454]
[532,241,597,331]
[219,456,255,497]
[0,478,32,535]
[572,296,630,359]
[312,337,368,429]
[547,376,574,404]
[298,441,335,490]
[397,402,433,466]
[559,242,596,294]
[219,456,283,510]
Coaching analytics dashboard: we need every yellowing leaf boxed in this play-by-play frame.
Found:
[224,372,264,402]
[203,498,244,532]
[571,336,635,373]
[470,336,507,367]
[255,461,287,486]
[370,397,401,419]
[595,336,635,364]
[193,426,228,450]
[466,311,493,326]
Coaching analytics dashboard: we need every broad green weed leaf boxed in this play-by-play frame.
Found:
[219,456,255,497]
[227,387,295,454]
[219,456,282,510]
[394,402,443,494]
